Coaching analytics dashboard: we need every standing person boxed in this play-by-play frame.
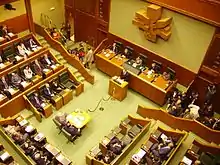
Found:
[84,47,94,69]
[205,84,217,104]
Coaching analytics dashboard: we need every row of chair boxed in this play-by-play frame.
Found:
[111,41,176,79]
[25,71,79,119]
[1,115,72,165]
[0,36,41,65]
[0,54,62,104]
[180,140,220,165]
[86,115,151,165]
[129,127,186,165]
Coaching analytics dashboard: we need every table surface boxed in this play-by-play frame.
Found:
[56,153,71,165]
[97,49,116,60]
[66,110,91,129]
[111,55,128,66]
[44,143,60,156]
[110,77,128,88]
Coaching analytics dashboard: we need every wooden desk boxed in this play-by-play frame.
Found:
[55,153,72,165]
[95,51,177,106]
[111,55,128,66]
[59,89,73,105]
[43,103,53,118]
[66,110,91,129]
[108,78,128,101]
[52,95,63,110]
[0,62,12,72]
[97,49,116,60]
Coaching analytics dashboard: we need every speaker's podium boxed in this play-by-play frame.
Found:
[108,76,128,101]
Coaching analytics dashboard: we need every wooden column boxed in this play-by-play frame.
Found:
[24,0,35,34]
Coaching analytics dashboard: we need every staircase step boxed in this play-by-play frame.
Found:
[43,43,50,48]
[78,76,85,82]
[59,59,67,64]
[36,35,44,41]
[74,72,82,78]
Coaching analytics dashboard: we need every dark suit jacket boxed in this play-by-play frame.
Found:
[120,71,129,82]
[63,125,80,136]
[150,65,161,74]
[40,57,55,67]
[43,87,53,98]
[0,78,9,90]
[30,95,44,109]
[32,63,43,76]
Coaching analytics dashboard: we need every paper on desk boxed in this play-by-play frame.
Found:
[0,151,10,161]
[132,149,146,162]
[21,81,28,87]
[182,156,192,165]
[41,103,46,107]
[19,119,28,126]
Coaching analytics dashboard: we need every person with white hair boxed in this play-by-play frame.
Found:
[83,47,94,69]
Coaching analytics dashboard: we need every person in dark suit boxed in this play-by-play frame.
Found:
[42,83,55,104]
[205,84,216,104]
[120,69,129,82]
[40,54,55,67]
[32,59,45,78]
[63,122,81,136]
[12,132,28,145]
[29,93,44,114]
[51,81,64,93]
[111,43,118,54]
[0,25,11,41]
[150,142,174,161]
[109,137,123,155]
[32,152,49,165]
[11,72,24,90]
[150,63,161,74]
[22,142,36,155]
[0,76,12,99]
[55,113,68,126]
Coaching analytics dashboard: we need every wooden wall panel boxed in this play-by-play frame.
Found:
[146,0,220,27]
[0,14,29,33]
[75,0,96,15]
[74,10,97,46]
[107,33,196,87]
[64,0,73,8]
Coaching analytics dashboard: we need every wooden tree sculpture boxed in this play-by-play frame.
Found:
[133,4,172,43]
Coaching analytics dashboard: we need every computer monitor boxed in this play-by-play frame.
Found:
[114,40,123,49]
[139,53,148,65]
[152,60,162,72]
[167,67,176,80]
[125,46,134,56]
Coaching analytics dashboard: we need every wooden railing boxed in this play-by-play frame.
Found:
[137,105,220,144]
[34,24,95,84]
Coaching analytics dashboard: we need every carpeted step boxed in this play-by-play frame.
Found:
[59,59,67,64]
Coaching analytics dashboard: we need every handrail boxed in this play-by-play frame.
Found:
[137,105,220,144]
[93,38,108,55]
[38,27,95,84]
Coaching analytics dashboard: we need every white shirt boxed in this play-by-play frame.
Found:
[24,68,33,79]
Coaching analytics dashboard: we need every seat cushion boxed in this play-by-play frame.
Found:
[120,135,132,146]
[128,125,141,138]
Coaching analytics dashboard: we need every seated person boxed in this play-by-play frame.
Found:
[182,104,200,120]
[28,38,41,51]
[42,83,55,103]
[51,80,64,93]
[29,93,45,114]
[150,63,161,74]
[162,72,171,81]
[150,142,174,162]
[0,25,13,41]
[108,137,124,155]
[17,42,31,58]
[11,131,28,145]
[32,59,47,78]
[103,150,115,164]
[23,65,34,80]
[40,54,55,67]
[199,103,214,118]
[0,76,13,99]
[4,125,21,136]
[32,152,50,165]
[124,48,131,59]
[63,122,81,136]
[120,69,129,82]
[11,72,25,89]
[135,57,143,66]
[55,113,68,126]
[168,99,183,117]
[22,142,36,155]
[111,42,118,54]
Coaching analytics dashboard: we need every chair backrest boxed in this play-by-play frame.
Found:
[114,40,123,50]
[167,67,176,80]
[125,46,134,56]
[3,46,14,58]
[199,152,215,165]
[59,71,69,84]
[152,60,162,72]
[26,90,36,100]
[139,53,148,66]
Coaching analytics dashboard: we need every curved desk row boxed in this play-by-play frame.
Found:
[95,50,177,106]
